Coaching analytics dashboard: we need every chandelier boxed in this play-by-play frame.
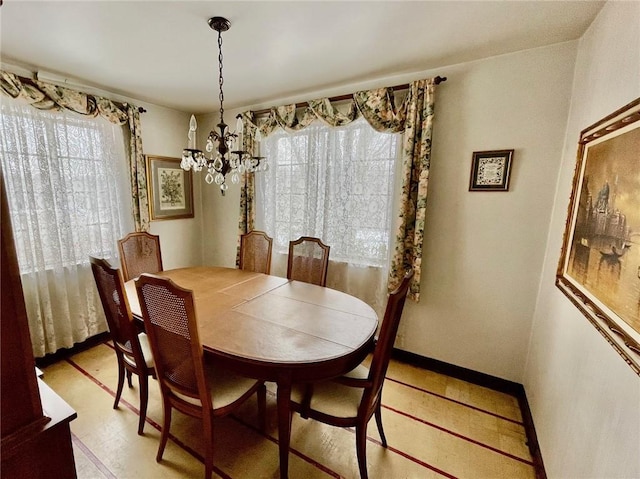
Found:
[181,16,266,193]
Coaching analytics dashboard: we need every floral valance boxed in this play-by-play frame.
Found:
[1,70,129,124]
[241,85,414,137]
[0,70,149,232]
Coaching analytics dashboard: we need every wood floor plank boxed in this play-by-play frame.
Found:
[42,342,536,479]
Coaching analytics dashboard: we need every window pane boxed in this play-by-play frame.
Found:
[256,117,399,267]
[0,101,132,272]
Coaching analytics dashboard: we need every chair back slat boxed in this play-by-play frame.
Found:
[364,270,413,406]
[287,236,330,286]
[89,256,137,352]
[118,232,163,282]
[135,274,207,404]
[240,230,273,274]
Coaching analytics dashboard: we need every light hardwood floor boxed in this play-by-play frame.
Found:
[42,342,535,479]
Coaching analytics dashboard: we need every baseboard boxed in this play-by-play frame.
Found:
[516,387,547,479]
[34,332,111,368]
[392,348,547,479]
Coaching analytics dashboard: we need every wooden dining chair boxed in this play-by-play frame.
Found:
[239,230,273,274]
[287,236,330,286]
[89,256,155,435]
[118,231,163,282]
[134,273,267,479]
[290,269,414,479]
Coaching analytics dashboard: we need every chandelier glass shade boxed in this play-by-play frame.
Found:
[181,16,266,192]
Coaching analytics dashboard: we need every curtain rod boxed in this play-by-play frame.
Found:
[251,75,447,117]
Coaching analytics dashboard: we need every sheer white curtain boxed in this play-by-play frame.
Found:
[0,99,133,356]
[256,117,400,315]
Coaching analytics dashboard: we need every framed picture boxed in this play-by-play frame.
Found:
[469,149,514,191]
[556,98,640,375]
[146,155,194,220]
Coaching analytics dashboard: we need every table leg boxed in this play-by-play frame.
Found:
[276,378,292,479]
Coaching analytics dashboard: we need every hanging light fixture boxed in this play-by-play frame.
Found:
[181,16,266,193]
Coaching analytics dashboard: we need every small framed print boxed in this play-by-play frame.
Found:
[146,155,194,220]
[469,149,514,191]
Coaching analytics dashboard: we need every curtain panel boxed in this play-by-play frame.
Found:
[236,112,258,267]
[239,78,436,301]
[0,101,133,356]
[0,70,149,232]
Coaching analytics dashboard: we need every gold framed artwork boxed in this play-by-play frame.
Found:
[146,155,194,220]
[469,149,514,191]
[556,98,640,375]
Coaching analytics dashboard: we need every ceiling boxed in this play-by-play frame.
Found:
[1,1,604,114]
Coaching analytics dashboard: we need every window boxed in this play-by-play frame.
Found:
[1,99,133,356]
[256,117,399,268]
[0,101,132,273]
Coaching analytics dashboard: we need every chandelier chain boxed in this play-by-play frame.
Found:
[218,28,225,123]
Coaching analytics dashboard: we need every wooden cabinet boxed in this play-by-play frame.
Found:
[1,174,77,478]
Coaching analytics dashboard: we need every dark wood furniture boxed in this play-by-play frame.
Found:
[118,231,163,282]
[135,274,266,479]
[90,256,155,435]
[287,236,330,286]
[290,270,413,479]
[239,230,273,274]
[124,266,378,479]
[1,174,77,478]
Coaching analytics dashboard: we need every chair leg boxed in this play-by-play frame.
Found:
[114,358,125,409]
[156,400,172,462]
[203,416,214,479]
[355,424,369,479]
[375,401,387,447]
[126,369,133,388]
[257,383,267,433]
[137,373,149,435]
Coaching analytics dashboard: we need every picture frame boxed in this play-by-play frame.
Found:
[556,98,640,375]
[469,149,514,191]
[146,155,194,220]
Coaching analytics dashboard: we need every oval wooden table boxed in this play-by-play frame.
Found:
[125,266,378,479]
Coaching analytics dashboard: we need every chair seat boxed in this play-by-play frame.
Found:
[291,364,369,419]
[342,364,369,380]
[173,362,262,410]
[122,333,154,369]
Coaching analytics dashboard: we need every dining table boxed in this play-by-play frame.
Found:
[124,266,378,479]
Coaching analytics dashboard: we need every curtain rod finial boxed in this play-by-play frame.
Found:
[434,76,447,85]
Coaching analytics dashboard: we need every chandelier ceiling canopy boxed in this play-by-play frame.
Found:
[181,16,266,193]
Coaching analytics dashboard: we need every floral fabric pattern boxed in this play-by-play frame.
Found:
[127,106,150,232]
[240,78,437,301]
[387,79,435,300]
[236,112,257,267]
[0,70,149,231]
[354,87,407,133]
[308,98,359,127]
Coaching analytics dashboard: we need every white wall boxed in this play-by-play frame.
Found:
[399,42,577,382]
[195,109,245,268]
[139,103,203,269]
[524,2,640,478]
[198,42,577,383]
